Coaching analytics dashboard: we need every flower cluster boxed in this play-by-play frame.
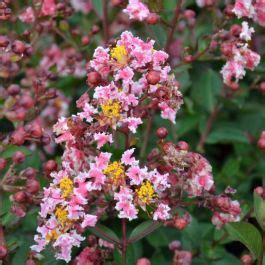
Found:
[123,0,151,21]
[220,22,260,89]
[233,0,265,26]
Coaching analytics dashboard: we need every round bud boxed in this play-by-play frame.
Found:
[177,141,189,151]
[43,160,58,176]
[12,151,25,164]
[23,167,37,179]
[26,259,36,265]
[87,71,102,87]
[26,179,40,194]
[25,121,43,138]
[20,95,34,109]
[254,186,264,196]
[0,245,8,259]
[241,254,252,265]
[224,4,234,17]
[82,36,90,45]
[12,40,26,54]
[0,158,7,170]
[111,0,123,6]
[13,191,27,203]
[91,25,100,34]
[230,24,241,37]
[10,127,27,145]
[0,35,9,48]
[168,240,182,251]
[146,70,160,85]
[156,127,168,139]
[146,13,160,24]
[41,134,51,145]
[136,258,151,265]
[11,205,26,218]
[7,84,20,96]
[184,55,193,63]
[174,218,188,230]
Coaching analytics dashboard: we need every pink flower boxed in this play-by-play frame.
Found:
[78,103,97,123]
[127,165,146,185]
[254,0,265,26]
[94,132,113,149]
[41,0,56,16]
[153,203,171,221]
[95,152,111,170]
[233,0,255,18]
[240,21,254,41]
[148,169,170,192]
[136,258,151,265]
[86,167,106,191]
[159,102,177,124]
[19,7,35,23]
[81,214,97,228]
[123,0,150,21]
[70,0,92,14]
[123,117,143,133]
[115,66,134,83]
[121,148,137,165]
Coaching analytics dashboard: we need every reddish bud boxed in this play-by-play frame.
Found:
[0,158,7,170]
[43,160,58,176]
[156,127,168,139]
[23,167,37,179]
[174,218,188,230]
[12,151,25,164]
[221,42,234,58]
[169,240,182,251]
[41,133,51,145]
[184,55,193,63]
[0,35,9,48]
[20,95,34,109]
[146,13,160,24]
[111,0,123,6]
[146,70,160,85]
[177,141,189,151]
[26,259,36,265]
[13,191,27,203]
[224,4,235,17]
[136,258,151,265]
[11,40,26,54]
[7,84,20,96]
[11,205,26,218]
[91,25,100,34]
[87,71,102,87]
[241,254,252,265]
[26,179,40,194]
[82,36,90,45]
[0,245,8,259]
[254,186,264,197]
[230,24,241,37]
[25,121,43,138]
[10,127,27,145]
[184,9,196,19]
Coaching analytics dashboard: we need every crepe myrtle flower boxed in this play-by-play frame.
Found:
[32,31,240,262]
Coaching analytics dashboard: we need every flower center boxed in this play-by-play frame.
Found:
[104,161,125,182]
[59,177,74,198]
[101,100,121,119]
[110,45,128,65]
[136,181,156,204]
[46,230,59,242]
[55,207,69,227]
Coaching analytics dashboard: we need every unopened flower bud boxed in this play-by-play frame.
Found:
[12,40,26,54]
[12,151,25,164]
[241,254,252,265]
[13,191,27,203]
[177,141,189,151]
[184,55,193,63]
[169,240,182,251]
[146,13,160,24]
[156,127,168,139]
[146,70,160,85]
[23,167,37,179]
[7,84,20,96]
[0,245,8,259]
[26,179,40,194]
[0,158,7,170]
[82,36,90,45]
[87,71,102,87]
[259,82,265,92]
[43,160,58,176]
[10,127,27,145]
[136,258,151,265]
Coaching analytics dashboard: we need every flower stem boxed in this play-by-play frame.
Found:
[122,218,127,265]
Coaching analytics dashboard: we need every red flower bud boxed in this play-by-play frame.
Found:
[43,160,58,176]
[156,127,168,139]
[146,13,160,25]
[259,82,265,92]
[20,95,34,109]
[82,36,90,45]
[10,127,27,145]
[12,151,25,164]
[87,71,102,87]
[12,40,26,54]
[146,70,160,85]
[23,167,37,179]
[184,55,193,63]
[0,245,8,259]
[177,141,189,151]
[0,158,7,170]
[13,191,27,203]
[7,84,20,96]
[26,179,40,194]
[241,254,252,265]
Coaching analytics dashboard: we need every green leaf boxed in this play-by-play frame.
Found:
[1,145,31,159]
[254,192,265,231]
[206,127,248,144]
[128,220,161,243]
[92,0,103,17]
[225,222,262,259]
[190,68,222,112]
[88,224,120,245]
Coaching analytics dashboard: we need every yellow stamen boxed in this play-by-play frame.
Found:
[104,161,125,182]
[46,230,59,242]
[110,45,128,65]
[101,100,121,119]
[59,177,74,198]
[136,181,156,204]
[55,207,69,227]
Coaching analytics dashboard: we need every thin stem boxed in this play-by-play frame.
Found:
[196,104,220,152]
[122,219,127,265]
[102,0,109,45]
[165,0,184,52]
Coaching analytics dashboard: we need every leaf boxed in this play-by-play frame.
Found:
[92,0,103,17]
[88,224,120,245]
[254,192,265,231]
[1,145,31,159]
[128,220,161,243]
[190,68,222,112]
[225,222,262,259]
[206,127,248,144]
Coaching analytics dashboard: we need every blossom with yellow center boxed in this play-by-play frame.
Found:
[110,45,128,65]
[55,207,69,227]
[101,100,121,119]
[46,230,59,242]
[136,181,156,204]
[59,177,74,198]
[104,161,125,182]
